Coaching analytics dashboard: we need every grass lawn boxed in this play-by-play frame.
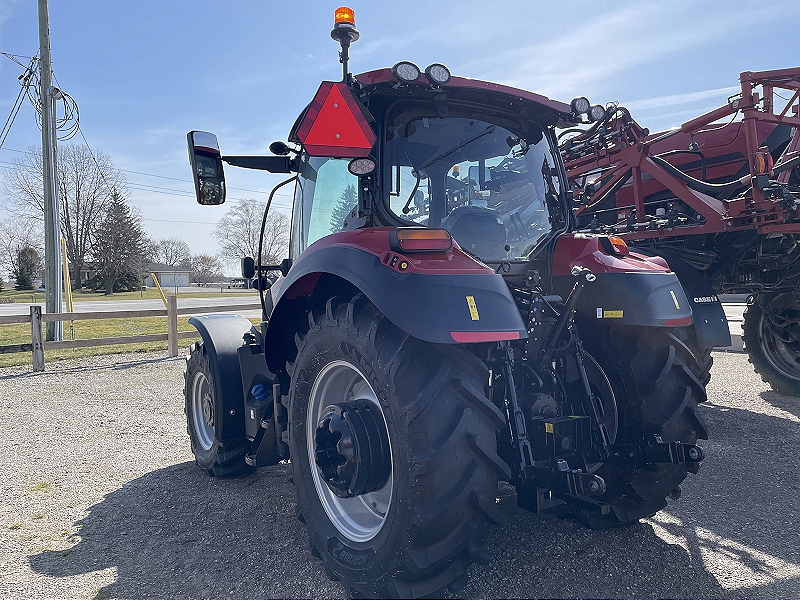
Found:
[0,287,258,304]
[0,315,260,368]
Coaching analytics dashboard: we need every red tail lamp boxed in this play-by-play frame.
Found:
[391,228,452,253]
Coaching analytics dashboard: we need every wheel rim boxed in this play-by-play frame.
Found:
[583,352,618,472]
[759,311,800,381]
[307,360,393,543]
[191,371,215,451]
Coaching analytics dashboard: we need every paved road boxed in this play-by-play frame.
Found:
[0,350,797,598]
[0,294,263,319]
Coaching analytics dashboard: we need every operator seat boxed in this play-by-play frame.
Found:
[441,206,507,261]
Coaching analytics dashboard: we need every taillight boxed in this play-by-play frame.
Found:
[608,236,629,255]
[391,228,452,253]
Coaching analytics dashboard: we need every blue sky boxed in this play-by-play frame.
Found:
[1,0,799,266]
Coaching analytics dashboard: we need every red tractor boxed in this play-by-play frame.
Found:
[184,8,708,596]
[560,69,800,395]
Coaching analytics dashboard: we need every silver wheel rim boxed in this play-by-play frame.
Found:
[307,360,393,543]
[191,371,215,451]
[583,352,618,473]
[759,313,800,380]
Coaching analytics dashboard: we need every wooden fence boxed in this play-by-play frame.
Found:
[0,296,261,371]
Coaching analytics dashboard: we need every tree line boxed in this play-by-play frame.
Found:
[0,144,289,294]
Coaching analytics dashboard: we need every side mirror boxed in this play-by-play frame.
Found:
[188,131,226,205]
[241,256,255,279]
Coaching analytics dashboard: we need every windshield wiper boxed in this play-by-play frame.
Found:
[421,125,496,169]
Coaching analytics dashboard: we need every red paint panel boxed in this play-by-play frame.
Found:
[553,234,671,275]
[450,330,521,343]
[303,228,494,275]
[296,82,376,157]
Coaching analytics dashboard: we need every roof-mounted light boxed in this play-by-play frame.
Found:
[424,63,451,85]
[589,104,606,122]
[570,96,590,115]
[334,6,355,25]
[392,61,421,84]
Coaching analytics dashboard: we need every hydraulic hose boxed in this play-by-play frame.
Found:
[774,154,800,177]
[650,155,749,196]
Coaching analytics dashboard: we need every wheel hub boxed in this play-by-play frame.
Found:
[201,393,214,427]
[314,400,391,499]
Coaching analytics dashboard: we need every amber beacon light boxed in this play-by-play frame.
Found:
[334,6,356,25]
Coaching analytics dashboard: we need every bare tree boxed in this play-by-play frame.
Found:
[0,218,42,282]
[3,144,127,289]
[188,254,223,287]
[154,238,191,266]
[213,199,289,269]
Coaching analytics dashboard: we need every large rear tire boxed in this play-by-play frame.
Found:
[743,293,800,396]
[287,294,508,598]
[184,341,253,477]
[560,325,708,528]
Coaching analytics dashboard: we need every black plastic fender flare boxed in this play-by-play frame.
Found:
[262,245,527,371]
[188,313,255,442]
[635,248,731,350]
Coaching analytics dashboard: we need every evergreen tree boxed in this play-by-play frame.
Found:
[90,191,149,295]
[12,247,41,291]
[329,183,357,233]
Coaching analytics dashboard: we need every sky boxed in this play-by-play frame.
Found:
[1,0,799,272]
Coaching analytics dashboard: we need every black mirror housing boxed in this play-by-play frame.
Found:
[241,256,256,279]
[188,131,226,205]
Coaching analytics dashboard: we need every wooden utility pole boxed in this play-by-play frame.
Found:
[37,0,62,341]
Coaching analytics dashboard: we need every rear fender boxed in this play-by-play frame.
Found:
[263,229,527,373]
[634,248,731,350]
[554,233,693,327]
[188,314,255,442]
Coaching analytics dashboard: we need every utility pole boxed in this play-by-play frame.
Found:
[38,0,62,341]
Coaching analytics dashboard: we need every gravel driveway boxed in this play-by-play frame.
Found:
[1,350,798,598]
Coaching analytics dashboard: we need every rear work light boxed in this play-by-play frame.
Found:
[390,228,452,253]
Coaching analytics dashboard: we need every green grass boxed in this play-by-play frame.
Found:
[0,287,258,303]
[0,315,260,368]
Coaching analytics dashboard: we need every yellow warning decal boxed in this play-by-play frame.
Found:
[545,423,554,433]
[466,296,480,321]
[670,290,681,310]
[603,310,624,319]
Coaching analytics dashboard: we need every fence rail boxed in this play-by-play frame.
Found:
[0,297,261,371]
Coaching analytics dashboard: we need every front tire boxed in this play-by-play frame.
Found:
[743,293,800,396]
[287,294,508,598]
[563,325,709,528]
[184,341,253,477]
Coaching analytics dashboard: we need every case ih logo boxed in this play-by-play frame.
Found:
[693,295,719,304]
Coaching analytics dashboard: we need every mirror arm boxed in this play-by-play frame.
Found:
[221,155,299,173]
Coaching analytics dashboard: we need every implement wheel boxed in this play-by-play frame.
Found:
[743,293,800,396]
[287,293,508,598]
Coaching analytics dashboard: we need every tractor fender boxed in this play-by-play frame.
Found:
[263,233,527,373]
[188,313,255,442]
[553,233,694,328]
[633,248,731,350]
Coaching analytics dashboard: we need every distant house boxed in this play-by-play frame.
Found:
[145,263,191,288]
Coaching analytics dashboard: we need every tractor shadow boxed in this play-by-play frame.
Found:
[0,354,181,381]
[27,461,346,599]
[759,389,800,420]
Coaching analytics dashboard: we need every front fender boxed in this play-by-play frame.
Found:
[188,314,254,442]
